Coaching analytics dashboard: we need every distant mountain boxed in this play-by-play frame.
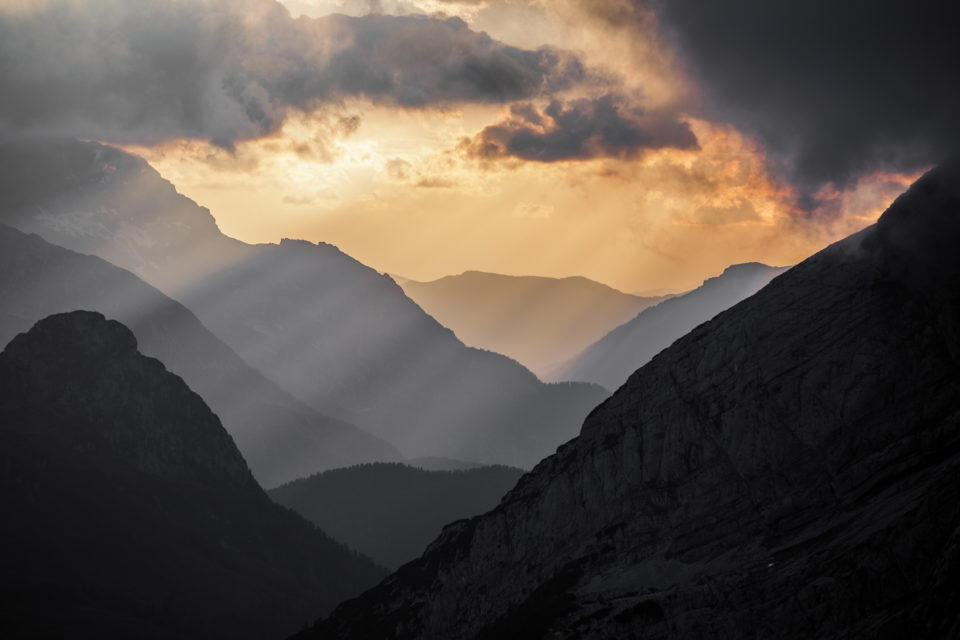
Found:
[0,311,385,639]
[0,137,608,469]
[561,262,788,389]
[301,164,960,638]
[400,271,669,378]
[404,456,487,471]
[270,463,525,570]
[0,225,400,488]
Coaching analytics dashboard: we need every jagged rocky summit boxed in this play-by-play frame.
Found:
[302,162,960,639]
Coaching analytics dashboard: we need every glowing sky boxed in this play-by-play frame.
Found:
[4,0,950,292]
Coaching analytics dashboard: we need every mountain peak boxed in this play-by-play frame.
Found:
[4,310,137,360]
[1,311,253,487]
[869,159,960,290]
[719,261,781,276]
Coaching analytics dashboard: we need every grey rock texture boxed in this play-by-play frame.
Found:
[561,262,788,390]
[0,311,386,639]
[0,225,401,487]
[303,162,960,639]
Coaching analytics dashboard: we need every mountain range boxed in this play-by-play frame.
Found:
[560,262,788,390]
[0,311,385,639]
[300,163,960,638]
[0,137,608,469]
[270,463,525,570]
[0,224,399,488]
[399,271,669,379]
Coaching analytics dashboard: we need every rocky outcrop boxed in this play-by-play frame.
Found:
[0,311,385,639]
[303,163,960,639]
[0,225,401,487]
[561,262,787,390]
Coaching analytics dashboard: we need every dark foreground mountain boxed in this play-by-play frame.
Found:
[399,271,668,379]
[0,312,385,639]
[0,137,607,468]
[0,225,400,487]
[270,463,525,570]
[561,262,788,389]
[301,164,960,639]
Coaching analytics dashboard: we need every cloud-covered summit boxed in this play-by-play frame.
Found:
[0,0,587,146]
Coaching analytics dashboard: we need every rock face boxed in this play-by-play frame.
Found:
[0,311,385,639]
[270,463,525,570]
[399,271,668,379]
[0,225,401,487]
[0,137,608,469]
[561,262,788,390]
[303,164,960,639]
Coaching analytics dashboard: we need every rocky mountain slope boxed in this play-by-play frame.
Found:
[0,137,607,468]
[399,271,668,379]
[561,262,788,389]
[270,463,525,570]
[301,163,960,638]
[0,225,400,487]
[0,311,385,639]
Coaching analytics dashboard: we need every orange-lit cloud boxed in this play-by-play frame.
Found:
[27,0,930,295]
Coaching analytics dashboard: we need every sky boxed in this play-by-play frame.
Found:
[1,0,956,292]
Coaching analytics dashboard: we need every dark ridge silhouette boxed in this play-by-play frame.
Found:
[270,463,525,569]
[404,456,488,471]
[0,137,608,469]
[299,163,960,638]
[560,262,788,389]
[399,270,669,379]
[0,225,400,487]
[0,311,385,639]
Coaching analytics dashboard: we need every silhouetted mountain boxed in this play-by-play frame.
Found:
[300,164,960,638]
[561,262,788,389]
[0,137,608,469]
[270,463,525,570]
[400,271,668,378]
[0,311,385,639]
[0,225,400,487]
[404,456,487,471]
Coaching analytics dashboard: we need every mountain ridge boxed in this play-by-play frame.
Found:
[0,224,401,487]
[270,462,525,570]
[560,260,788,389]
[302,163,960,638]
[400,270,669,378]
[0,137,608,469]
[0,311,386,639]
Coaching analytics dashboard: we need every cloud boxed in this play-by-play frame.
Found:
[650,0,960,188]
[459,94,698,162]
[681,199,761,226]
[0,0,587,147]
[514,202,554,218]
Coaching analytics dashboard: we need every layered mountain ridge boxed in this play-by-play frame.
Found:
[560,261,788,389]
[399,271,668,378]
[0,311,385,639]
[304,163,960,638]
[0,137,608,468]
[270,462,525,570]
[0,225,400,487]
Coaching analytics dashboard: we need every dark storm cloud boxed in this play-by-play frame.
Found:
[0,0,585,146]
[650,0,960,188]
[460,94,698,162]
